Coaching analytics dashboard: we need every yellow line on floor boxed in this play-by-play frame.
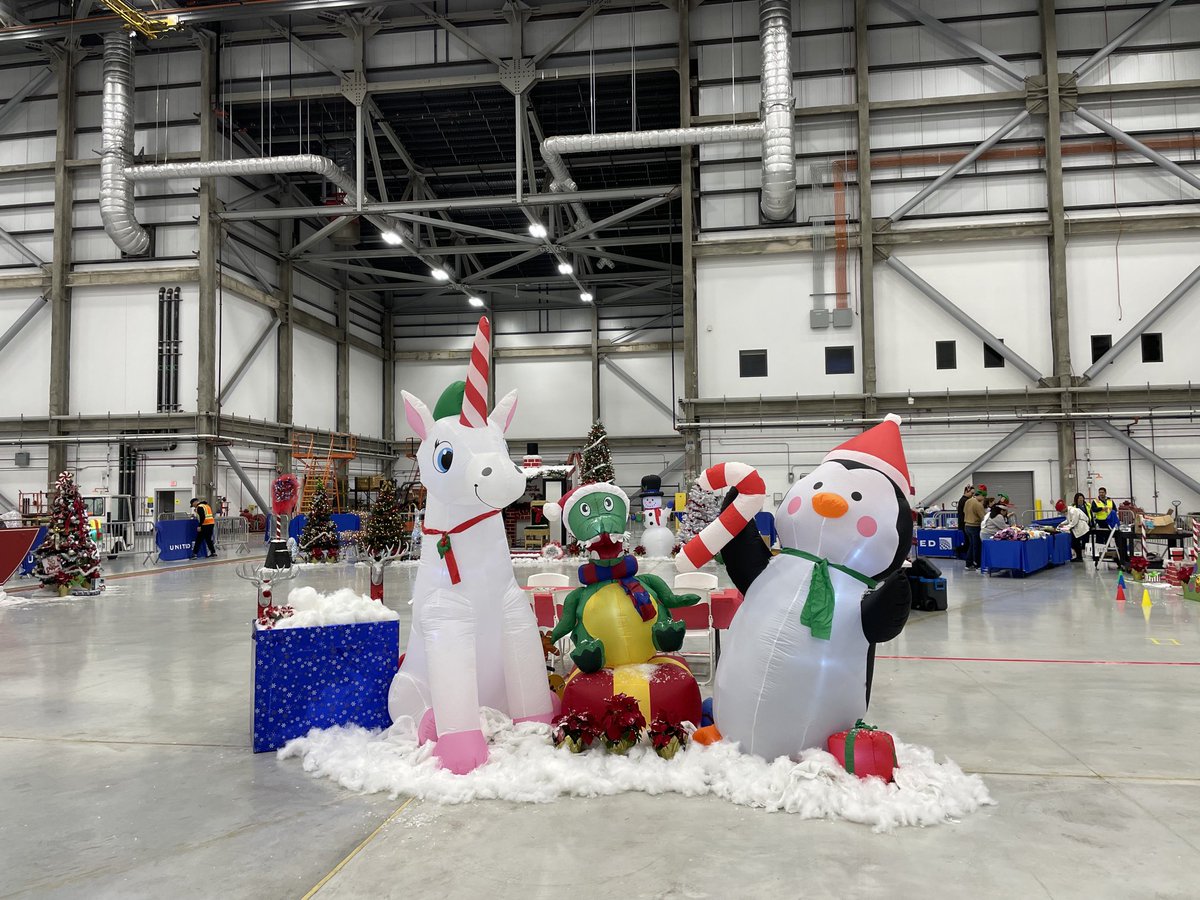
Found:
[302,797,416,898]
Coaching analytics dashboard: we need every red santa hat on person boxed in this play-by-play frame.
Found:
[822,413,914,498]
[543,481,629,527]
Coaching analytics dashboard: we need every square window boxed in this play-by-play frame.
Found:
[739,349,768,378]
[935,340,957,370]
[1141,332,1163,363]
[1090,334,1113,363]
[983,339,1005,369]
[825,346,855,375]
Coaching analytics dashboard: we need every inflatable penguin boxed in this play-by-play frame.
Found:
[677,415,914,762]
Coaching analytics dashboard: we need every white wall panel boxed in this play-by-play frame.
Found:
[291,329,337,431]
[69,283,198,415]
[1067,232,1200,387]
[697,254,862,397]
[349,347,383,439]
[218,293,277,421]
[0,291,50,417]
[600,352,682,437]
[495,359,592,440]
[395,359,463,441]
[875,239,1051,392]
[0,443,50,499]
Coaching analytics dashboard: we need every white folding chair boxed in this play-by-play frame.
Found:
[672,571,718,683]
[526,572,572,667]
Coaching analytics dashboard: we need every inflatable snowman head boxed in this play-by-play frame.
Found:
[776,415,914,579]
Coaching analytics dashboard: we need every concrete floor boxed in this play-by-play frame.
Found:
[2,554,1198,899]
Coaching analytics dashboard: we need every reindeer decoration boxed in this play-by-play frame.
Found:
[387,317,555,774]
[237,562,299,628]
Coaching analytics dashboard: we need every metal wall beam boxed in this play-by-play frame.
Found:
[1082,259,1200,382]
[881,255,1046,383]
[917,422,1039,508]
[881,0,1027,87]
[0,67,53,134]
[1092,419,1200,498]
[382,309,395,442]
[336,286,351,433]
[602,356,676,420]
[678,0,700,477]
[1075,107,1200,194]
[195,35,218,500]
[276,223,295,471]
[46,52,73,485]
[1039,0,1076,501]
[590,302,601,422]
[0,294,46,357]
[218,318,279,405]
[1073,0,1180,79]
[216,445,270,512]
[855,0,876,405]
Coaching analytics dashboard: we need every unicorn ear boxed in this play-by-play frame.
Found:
[402,390,434,441]
[489,389,518,434]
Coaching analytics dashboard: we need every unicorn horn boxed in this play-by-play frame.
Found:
[460,316,491,427]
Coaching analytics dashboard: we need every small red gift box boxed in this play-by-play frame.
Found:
[828,720,898,782]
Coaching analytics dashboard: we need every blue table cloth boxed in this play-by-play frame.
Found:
[982,538,1051,575]
[155,519,210,561]
[1049,532,1072,565]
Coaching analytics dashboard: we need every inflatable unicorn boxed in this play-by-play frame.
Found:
[387,317,554,774]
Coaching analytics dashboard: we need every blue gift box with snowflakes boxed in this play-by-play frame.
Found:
[252,621,400,753]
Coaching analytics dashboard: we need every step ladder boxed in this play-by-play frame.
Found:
[292,432,357,514]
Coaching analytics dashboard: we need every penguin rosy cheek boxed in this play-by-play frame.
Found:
[787,496,802,516]
[857,516,877,538]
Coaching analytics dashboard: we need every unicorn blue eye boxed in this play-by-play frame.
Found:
[434,444,454,473]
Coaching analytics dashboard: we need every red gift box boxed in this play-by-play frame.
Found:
[828,720,898,782]
[561,655,701,727]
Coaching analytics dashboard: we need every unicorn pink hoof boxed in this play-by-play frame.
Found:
[417,709,438,745]
[433,729,488,775]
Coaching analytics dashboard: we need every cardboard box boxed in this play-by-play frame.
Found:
[252,620,399,752]
[1141,513,1176,535]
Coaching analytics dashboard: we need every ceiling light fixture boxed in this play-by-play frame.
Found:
[468,296,484,308]
[579,291,594,303]
[528,223,548,239]
[431,267,450,281]
[557,261,573,275]
[380,230,403,246]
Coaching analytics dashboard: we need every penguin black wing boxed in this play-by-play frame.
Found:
[860,569,911,644]
[717,487,772,597]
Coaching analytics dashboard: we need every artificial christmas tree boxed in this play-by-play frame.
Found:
[358,479,406,599]
[299,479,340,561]
[677,481,722,546]
[35,471,103,596]
[580,420,615,484]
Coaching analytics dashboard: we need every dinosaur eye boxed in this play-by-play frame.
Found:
[851,491,862,501]
[434,444,454,473]
[579,501,591,517]
[603,496,614,511]
[813,482,823,490]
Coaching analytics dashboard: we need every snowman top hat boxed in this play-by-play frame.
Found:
[822,413,914,497]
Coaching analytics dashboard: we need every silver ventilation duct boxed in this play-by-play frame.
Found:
[101,38,419,258]
[101,33,151,256]
[540,0,796,226]
[759,0,796,220]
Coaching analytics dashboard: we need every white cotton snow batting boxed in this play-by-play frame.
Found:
[266,586,400,629]
[279,709,994,831]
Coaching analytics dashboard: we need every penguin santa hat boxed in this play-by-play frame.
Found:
[823,413,914,498]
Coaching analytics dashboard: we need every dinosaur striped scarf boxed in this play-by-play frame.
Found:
[578,555,656,622]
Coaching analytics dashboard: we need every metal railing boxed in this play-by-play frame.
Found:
[216,516,250,557]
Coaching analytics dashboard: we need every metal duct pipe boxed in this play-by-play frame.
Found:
[759,0,796,220]
[541,0,797,228]
[125,155,418,248]
[100,33,151,256]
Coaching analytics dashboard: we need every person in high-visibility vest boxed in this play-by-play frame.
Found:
[1089,488,1127,569]
[190,497,217,559]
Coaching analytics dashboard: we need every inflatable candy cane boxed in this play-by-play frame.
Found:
[676,462,767,572]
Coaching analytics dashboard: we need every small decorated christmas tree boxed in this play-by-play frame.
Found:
[35,471,102,595]
[300,479,340,561]
[358,479,406,558]
[678,481,722,546]
[580,420,615,485]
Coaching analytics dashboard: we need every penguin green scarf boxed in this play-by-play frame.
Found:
[779,548,878,640]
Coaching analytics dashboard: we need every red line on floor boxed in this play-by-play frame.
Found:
[879,655,1200,666]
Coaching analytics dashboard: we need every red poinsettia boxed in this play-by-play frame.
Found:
[601,693,646,751]
[647,717,689,752]
[552,710,599,752]
[1129,555,1150,574]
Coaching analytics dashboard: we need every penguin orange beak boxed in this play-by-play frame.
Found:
[812,491,849,519]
